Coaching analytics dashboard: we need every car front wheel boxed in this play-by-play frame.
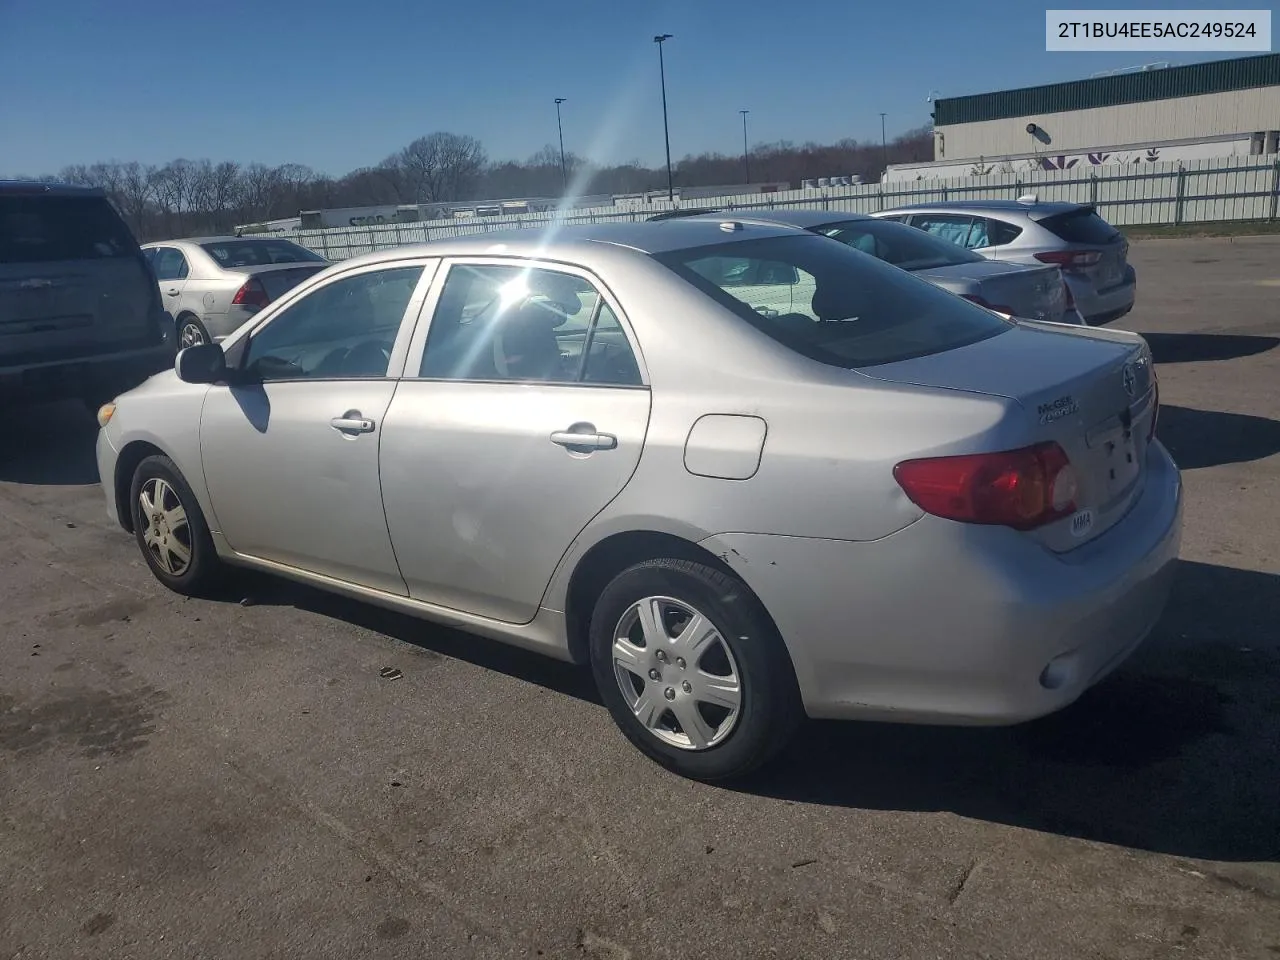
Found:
[589,558,802,781]
[129,454,222,596]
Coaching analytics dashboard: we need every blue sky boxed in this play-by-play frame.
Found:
[0,0,1272,176]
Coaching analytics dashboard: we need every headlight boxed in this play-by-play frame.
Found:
[96,403,116,428]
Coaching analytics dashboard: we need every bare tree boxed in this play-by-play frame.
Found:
[6,124,935,241]
[396,132,487,202]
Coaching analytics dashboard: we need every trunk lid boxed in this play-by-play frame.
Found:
[917,260,1067,323]
[235,264,326,302]
[1036,205,1130,291]
[859,322,1156,550]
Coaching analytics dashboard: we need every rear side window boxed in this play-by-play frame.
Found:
[816,218,987,270]
[1039,207,1121,244]
[655,234,1010,369]
[985,218,1024,246]
[0,194,139,264]
[199,239,327,267]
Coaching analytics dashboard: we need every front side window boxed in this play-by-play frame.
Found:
[243,265,424,381]
[816,218,986,271]
[419,263,642,386]
[655,234,1010,369]
[153,247,188,281]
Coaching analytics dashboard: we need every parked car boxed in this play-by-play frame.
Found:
[655,208,1084,325]
[97,220,1180,781]
[873,198,1135,324]
[1,181,174,410]
[141,236,329,348]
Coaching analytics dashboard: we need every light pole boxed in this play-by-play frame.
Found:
[739,109,750,184]
[879,112,888,172]
[554,98,568,193]
[654,34,674,201]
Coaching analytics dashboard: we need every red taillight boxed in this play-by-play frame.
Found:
[1034,250,1102,269]
[894,442,1078,531]
[960,293,1016,316]
[231,277,270,309]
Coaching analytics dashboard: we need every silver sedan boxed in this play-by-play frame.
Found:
[97,220,1182,781]
[142,236,329,348]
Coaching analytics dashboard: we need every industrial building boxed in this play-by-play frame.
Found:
[887,52,1280,181]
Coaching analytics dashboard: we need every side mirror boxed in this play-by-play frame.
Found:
[175,342,229,384]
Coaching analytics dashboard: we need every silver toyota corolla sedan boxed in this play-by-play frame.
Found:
[874,199,1136,325]
[142,236,329,348]
[97,219,1182,781]
[657,208,1084,325]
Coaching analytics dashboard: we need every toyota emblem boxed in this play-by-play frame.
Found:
[1122,363,1137,398]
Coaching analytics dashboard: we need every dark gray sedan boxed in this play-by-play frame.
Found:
[660,208,1084,325]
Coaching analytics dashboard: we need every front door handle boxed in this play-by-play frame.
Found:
[550,428,617,451]
[331,414,375,434]
[165,289,180,297]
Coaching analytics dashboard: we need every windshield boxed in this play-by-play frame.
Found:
[0,194,138,264]
[654,233,1010,368]
[199,238,327,268]
[814,218,986,271]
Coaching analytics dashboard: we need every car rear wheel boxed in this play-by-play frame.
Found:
[589,558,802,781]
[177,315,210,349]
[129,454,222,596]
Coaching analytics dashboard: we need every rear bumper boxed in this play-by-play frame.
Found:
[0,340,176,405]
[205,305,259,341]
[1070,265,1137,323]
[701,439,1182,726]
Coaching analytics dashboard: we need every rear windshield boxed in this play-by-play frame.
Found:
[199,239,327,267]
[654,233,1011,368]
[815,218,987,271]
[0,194,139,264]
[1039,207,1122,245]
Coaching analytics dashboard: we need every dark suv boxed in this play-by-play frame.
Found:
[1,181,175,409]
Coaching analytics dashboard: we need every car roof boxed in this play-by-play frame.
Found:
[334,219,807,270]
[881,199,1086,218]
[678,208,873,229]
[143,236,263,247]
[0,180,107,198]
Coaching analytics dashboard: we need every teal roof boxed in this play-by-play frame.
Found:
[935,53,1280,126]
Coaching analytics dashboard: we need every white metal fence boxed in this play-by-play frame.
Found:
[288,155,1280,261]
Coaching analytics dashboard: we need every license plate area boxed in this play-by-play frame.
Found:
[1087,415,1141,500]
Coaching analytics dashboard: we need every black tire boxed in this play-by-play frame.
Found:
[177,315,211,349]
[128,453,223,597]
[588,558,802,782]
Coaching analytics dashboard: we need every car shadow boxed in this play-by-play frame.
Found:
[1156,405,1280,470]
[234,559,1278,864]
[737,558,1280,864]
[230,574,600,706]
[1138,332,1279,364]
[0,401,101,486]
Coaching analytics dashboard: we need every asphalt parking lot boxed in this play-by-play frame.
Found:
[2,236,1279,960]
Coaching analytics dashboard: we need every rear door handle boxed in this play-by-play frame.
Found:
[550,429,617,451]
[331,415,375,434]
[165,289,180,297]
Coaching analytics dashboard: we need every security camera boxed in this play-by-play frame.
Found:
[1026,123,1039,135]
